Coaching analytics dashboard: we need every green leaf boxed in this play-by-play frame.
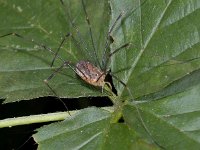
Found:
[123,73,200,149]
[33,107,158,150]
[110,0,200,99]
[110,0,200,148]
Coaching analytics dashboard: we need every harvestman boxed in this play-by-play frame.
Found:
[0,0,163,148]
[0,0,130,113]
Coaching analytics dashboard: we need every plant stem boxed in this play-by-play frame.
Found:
[0,107,114,128]
[105,85,124,123]
[0,111,72,128]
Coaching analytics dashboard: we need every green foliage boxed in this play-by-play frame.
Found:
[0,0,200,149]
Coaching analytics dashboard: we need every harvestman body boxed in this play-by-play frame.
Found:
[75,61,106,87]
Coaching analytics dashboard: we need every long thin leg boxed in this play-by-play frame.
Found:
[104,43,130,70]
[44,60,91,115]
[44,81,71,116]
[110,73,164,149]
[16,136,34,150]
[44,61,73,115]
[102,12,124,68]
[102,0,148,70]
[0,33,76,114]
[109,43,130,57]
[50,32,89,68]
[45,61,72,82]
[0,32,93,81]
[81,0,101,68]
[59,0,97,65]
[0,33,65,63]
[0,32,79,72]
[51,33,71,67]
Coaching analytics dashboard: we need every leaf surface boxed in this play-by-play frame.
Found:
[0,0,200,149]
[34,107,158,150]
